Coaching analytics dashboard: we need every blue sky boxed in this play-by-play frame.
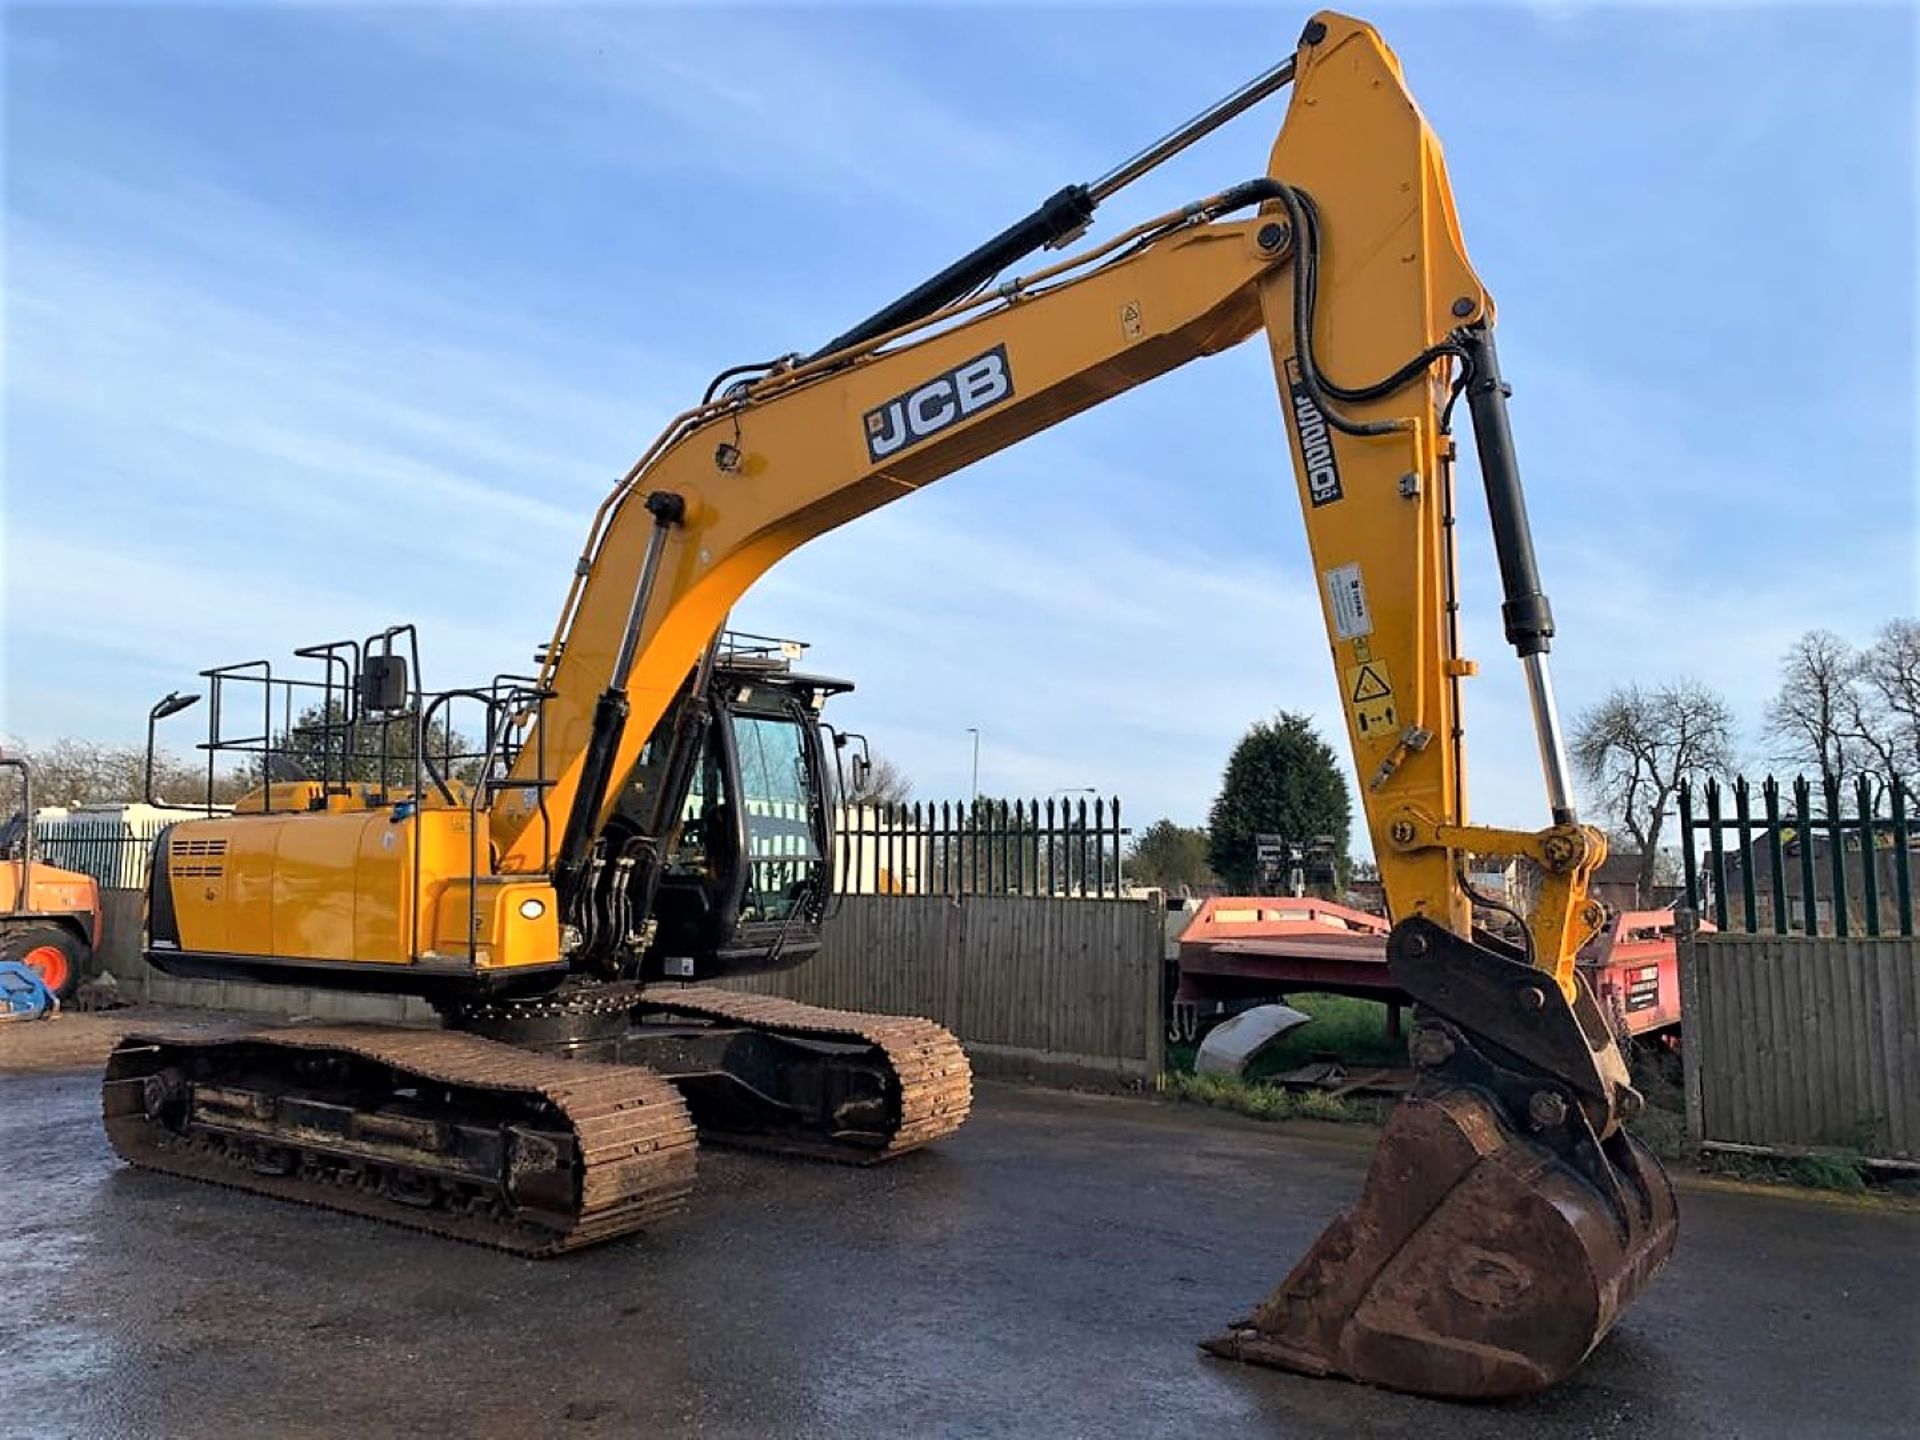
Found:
[3,1,1914,837]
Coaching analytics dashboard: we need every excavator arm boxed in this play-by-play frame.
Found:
[479,10,1676,1399]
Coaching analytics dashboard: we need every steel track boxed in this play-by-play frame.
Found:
[103,1025,697,1256]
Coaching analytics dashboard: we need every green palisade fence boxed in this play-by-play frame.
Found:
[1679,774,1915,938]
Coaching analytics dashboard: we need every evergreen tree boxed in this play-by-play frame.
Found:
[1206,712,1352,893]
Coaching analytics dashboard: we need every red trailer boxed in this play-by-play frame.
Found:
[1172,895,1690,1045]
[1169,896,1395,1042]
[1578,909,1697,1041]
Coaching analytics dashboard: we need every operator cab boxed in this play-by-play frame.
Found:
[614,634,851,982]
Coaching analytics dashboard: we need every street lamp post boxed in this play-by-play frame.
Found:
[146,691,203,805]
[966,727,980,800]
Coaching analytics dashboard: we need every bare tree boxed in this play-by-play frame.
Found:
[1853,618,1920,783]
[1764,630,1859,781]
[1,737,247,812]
[1,738,141,809]
[851,754,914,807]
[1571,680,1735,904]
[1763,623,1919,802]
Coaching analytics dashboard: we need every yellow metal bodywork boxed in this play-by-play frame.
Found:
[161,809,559,974]
[170,11,1598,993]
[130,18,1662,1397]
[229,780,453,815]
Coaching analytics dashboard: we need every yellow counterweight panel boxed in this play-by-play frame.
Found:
[167,813,383,962]
[162,820,230,953]
[211,817,274,956]
[274,813,366,959]
[164,808,558,970]
[336,808,479,964]
[346,810,433,964]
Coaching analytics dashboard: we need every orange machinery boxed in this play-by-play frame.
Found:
[0,757,102,1001]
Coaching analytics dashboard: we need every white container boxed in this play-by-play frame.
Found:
[34,802,218,891]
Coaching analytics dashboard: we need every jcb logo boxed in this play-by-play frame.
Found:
[864,346,1014,463]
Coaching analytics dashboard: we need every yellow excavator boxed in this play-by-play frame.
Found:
[104,11,1675,1401]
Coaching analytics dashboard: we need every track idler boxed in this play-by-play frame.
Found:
[1203,916,1678,1400]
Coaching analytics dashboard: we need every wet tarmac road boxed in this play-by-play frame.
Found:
[3,1069,1916,1439]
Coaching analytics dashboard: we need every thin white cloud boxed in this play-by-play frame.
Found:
[3,524,514,694]
[346,5,1062,221]
[739,490,1354,826]
[2,219,660,564]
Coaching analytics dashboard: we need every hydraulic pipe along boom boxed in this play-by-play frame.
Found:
[1083,55,1298,205]
[809,54,1298,360]
[111,12,1674,1403]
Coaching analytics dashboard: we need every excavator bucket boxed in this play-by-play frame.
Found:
[1203,918,1679,1400]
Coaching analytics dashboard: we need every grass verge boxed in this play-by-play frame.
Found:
[1167,994,1404,1079]
[1160,1069,1390,1126]
[1161,994,1401,1126]
[1164,1014,1903,1198]
[1699,1150,1877,1194]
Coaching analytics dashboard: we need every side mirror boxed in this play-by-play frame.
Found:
[360,654,409,714]
[823,728,873,802]
[818,725,847,804]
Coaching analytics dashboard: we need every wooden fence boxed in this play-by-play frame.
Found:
[95,889,1167,1088]
[1680,927,1920,1165]
[725,895,1165,1086]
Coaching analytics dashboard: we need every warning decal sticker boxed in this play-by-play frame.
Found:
[1342,658,1398,739]
[1350,664,1391,703]
[1324,563,1372,640]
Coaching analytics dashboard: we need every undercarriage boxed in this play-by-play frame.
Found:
[102,986,972,1255]
[450,982,974,1162]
